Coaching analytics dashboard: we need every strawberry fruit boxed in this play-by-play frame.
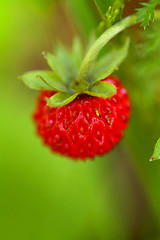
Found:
[20,37,131,160]
[33,76,130,160]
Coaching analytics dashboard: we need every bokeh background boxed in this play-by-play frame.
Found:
[1,0,160,239]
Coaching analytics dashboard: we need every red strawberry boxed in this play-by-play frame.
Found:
[20,37,131,160]
[33,75,131,160]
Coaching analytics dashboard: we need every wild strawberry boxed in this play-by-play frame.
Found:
[33,76,130,160]
[20,37,131,160]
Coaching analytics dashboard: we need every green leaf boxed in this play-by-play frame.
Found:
[47,92,78,107]
[78,13,137,82]
[45,52,68,83]
[19,70,68,92]
[72,37,83,68]
[92,65,116,84]
[86,81,116,98]
[150,138,160,161]
[46,43,81,85]
[55,43,77,82]
[136,0,160,29]
[91,36,130,84]
[55,44,73,69]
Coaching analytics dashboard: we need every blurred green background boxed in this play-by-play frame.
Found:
[1,0,160,239]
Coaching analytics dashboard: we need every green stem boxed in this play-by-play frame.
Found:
[78,11,160,81]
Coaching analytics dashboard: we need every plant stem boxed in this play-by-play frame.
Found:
[78,10,160,81]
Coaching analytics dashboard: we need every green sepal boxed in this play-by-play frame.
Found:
[55,44,75,72]
[20,31,131,107]
[71,80,90,93]
[55,44,78,83]
[45,52,68,83]
[91,36,130,84]
[47,92,78,107]
[46,81,116,107]
[19,70,68,92]
[150,138,160,161]
[85,81,116,98]
[72,37,83,68]
[45,42,82,85]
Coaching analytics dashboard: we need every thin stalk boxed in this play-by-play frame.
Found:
[78,11,160,81]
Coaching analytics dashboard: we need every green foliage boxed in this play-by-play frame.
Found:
[86,81,116,98]
[71,80,90,93]
[78,14,136,83]
[150,138,160,161]
[136,21,160,156]
[47,92,78,107]
[19,71,67,92]
[72,38,83,69]
[45,52,69,83]
[94,0,124,18]
[21,30,131,107]
[141,21,160,57]
[3,1,160,240]
[136,0,160,29]
[94,0,111,17]
[94,0,125,31]
[90,36,130,84]
[137,21,160,101]
[105,0,125,27]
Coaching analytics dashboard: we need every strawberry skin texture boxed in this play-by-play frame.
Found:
[33,75,131,160]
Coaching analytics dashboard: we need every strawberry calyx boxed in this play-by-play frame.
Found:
[20,23,131,107]
[70,79,90,93]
